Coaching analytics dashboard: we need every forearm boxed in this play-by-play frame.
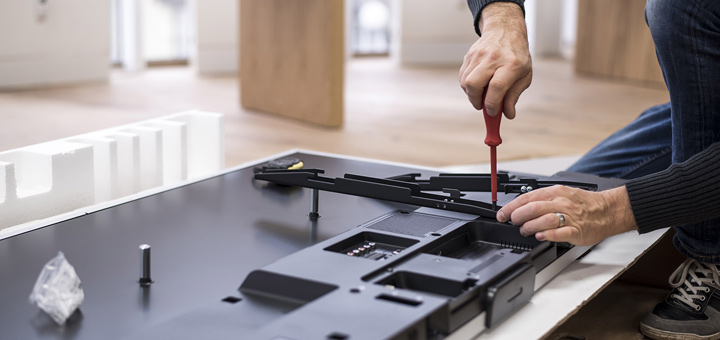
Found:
[602,186,638,236]
[467,0,525,36]
[479,2,527,36]
[626,142,720,233]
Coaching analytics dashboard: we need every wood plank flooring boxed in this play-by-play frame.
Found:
[0,57,669,168]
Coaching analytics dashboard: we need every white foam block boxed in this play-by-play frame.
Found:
[70,137,119,203]
[0,110,225,231]
[145,120,188,185]
[0,142,94,229]
[0,150,51,198]
[108,132,141,197]
[0,161,13,204]
[170,111,225,179]
[125,126,163,191]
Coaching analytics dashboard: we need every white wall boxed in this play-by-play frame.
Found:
[0,0,110,89]
[192,0,238,74]
[393,0,577,66]
[393,0,479,66]
[118,0,146,72]
[560,0,578,59]
[532,0,563,57]
[143,0,192,62]
[530,0,577,58]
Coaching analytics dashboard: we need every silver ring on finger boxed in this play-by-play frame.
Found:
[554,213,566,227]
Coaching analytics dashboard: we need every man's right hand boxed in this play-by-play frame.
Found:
[459,2,532,119]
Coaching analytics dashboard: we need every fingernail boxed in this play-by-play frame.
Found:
[487,108,496,117]
[497,210,506,222]
[536,232,546,241]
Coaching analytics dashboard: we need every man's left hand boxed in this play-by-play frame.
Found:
[497,185,637,246]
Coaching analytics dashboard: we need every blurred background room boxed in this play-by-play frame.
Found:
[0,0,669,168]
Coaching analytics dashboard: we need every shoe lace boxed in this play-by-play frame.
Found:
[669,259,720,311]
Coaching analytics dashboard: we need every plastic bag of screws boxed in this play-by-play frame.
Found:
[28,252,85,325]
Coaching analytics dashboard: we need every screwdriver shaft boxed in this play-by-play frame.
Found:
[491,145,497,210]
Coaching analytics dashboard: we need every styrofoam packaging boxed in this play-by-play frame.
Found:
[0,110,224,231]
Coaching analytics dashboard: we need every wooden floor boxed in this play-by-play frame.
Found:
[0,57,669,168]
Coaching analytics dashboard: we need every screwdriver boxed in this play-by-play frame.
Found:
[482,89,502,210]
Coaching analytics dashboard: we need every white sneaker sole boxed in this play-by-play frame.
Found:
[640,323,720,340]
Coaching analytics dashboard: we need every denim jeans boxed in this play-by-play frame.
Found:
[567,0,720,263]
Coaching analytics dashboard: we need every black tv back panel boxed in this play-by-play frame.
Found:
[127,169,621,340]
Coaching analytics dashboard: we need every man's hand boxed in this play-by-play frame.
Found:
[459,2,532,119]
[497,185,638,246]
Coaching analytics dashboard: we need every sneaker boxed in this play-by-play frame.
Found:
[640,259,720,340]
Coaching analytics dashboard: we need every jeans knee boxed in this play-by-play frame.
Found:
[646,0,694,48]
[646,0,672,36]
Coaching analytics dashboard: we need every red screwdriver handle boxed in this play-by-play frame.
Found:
[482,88,503,210]
[482,89,503,147]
